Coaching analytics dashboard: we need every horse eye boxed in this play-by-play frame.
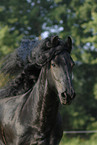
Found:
[51,63,56,67]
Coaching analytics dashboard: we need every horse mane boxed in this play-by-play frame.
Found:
[0,36,69,98]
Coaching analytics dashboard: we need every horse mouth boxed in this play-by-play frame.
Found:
[59,92,75,105]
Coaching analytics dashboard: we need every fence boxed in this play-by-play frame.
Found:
[63,130,97,134]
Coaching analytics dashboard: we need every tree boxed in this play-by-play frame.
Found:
[0,0,55,57]
[46,0,97,132]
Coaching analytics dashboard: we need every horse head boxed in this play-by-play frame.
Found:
[47,36,76,105]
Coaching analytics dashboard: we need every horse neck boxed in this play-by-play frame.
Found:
[34,66,59,130]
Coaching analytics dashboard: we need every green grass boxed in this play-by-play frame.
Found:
[60,134,97,145]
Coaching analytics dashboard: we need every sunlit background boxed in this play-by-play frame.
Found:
[0,0,97,144]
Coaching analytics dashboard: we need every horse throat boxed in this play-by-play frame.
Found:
[35,67,59,134]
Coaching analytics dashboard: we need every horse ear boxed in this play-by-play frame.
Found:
[51,35,59,46]
[46,36,59,48]
[65,36,72,53]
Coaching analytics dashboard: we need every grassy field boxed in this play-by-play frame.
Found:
[60,134,97,145]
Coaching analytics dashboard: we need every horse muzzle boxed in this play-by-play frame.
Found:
[59,91,76,105]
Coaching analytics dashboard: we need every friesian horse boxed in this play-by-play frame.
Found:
[0,36,75,145]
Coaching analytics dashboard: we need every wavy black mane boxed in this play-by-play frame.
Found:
[0,36,70,98]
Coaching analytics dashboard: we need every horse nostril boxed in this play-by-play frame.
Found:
[61,92,65,98]
[60,91,75,105]
[61,91,67,99]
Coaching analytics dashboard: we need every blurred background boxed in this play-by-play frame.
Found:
[0,0,97,144]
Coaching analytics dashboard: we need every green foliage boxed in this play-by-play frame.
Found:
[60,134,97,145]
[48,0,97,134]
[0,0,55,57]
[0,24,22,57]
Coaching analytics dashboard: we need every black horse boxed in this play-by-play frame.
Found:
[0,36,75,145]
